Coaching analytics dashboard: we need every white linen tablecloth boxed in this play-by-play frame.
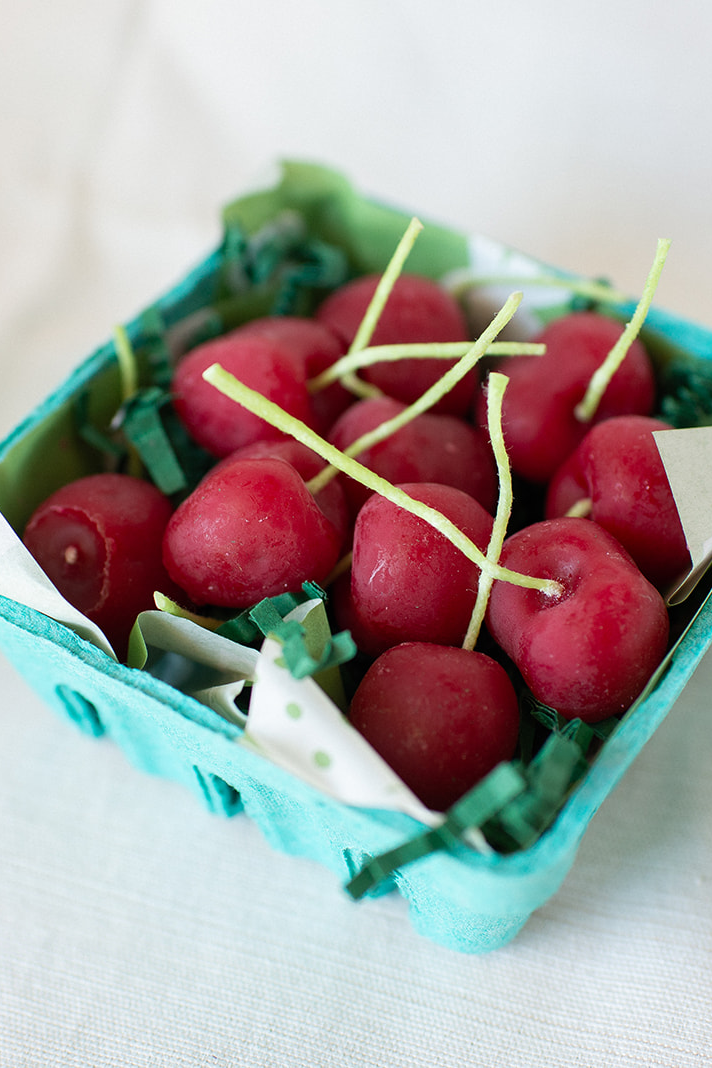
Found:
[1,3,711,1064]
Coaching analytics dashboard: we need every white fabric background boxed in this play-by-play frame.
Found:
[1,2,712,1064]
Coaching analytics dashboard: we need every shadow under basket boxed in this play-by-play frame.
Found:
[2,160,712,954]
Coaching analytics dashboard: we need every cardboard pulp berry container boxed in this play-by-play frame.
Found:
[2,161,712,954]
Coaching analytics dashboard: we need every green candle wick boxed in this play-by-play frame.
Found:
[308,340,546,393]
[339,216,423,398]
[462,371,514,651]
[113,325,140,404]
[575,238,671,424]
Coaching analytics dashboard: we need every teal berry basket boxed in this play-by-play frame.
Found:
[2,161,712,954]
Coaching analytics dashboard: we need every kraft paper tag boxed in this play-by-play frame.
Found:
[654,426,712,604]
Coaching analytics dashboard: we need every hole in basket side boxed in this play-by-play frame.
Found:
[54,685,105,737]
[192,767,242,817]
[342,847,396,898]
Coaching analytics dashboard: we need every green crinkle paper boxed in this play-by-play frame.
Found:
[217,583,356,684]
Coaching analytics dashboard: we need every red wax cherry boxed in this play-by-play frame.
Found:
[333,482,494,657]
[545,415,691,591]
[328,396,498,518]
[315,273,474,414]
[172,331,317,458]
[349,643,521,812]
[162,456,343,608]
[476,311,656,483]
[233,315,351,431]
[485,517,670,723]
[225,438,350,546]
[23,473,176,658]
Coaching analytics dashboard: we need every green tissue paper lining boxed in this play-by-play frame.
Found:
[222,161,471,284]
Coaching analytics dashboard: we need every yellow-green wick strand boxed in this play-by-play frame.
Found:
[339,216,424,398]
[350,216,424,353]
[575,238,671,423]
[306,292,523,496]
[462,372,513,652]
[202,363,562,596]
[113,325,139,404]
[307,340,546,394]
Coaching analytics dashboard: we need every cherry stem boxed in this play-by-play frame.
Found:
[307,340,546,394]
[202,360,563,596]
[339,216,424,399]
[306,293,524,496]
[574,238,671,423]
[462,371,513,652]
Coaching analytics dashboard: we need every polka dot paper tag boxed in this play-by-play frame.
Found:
[244,625,437,826]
